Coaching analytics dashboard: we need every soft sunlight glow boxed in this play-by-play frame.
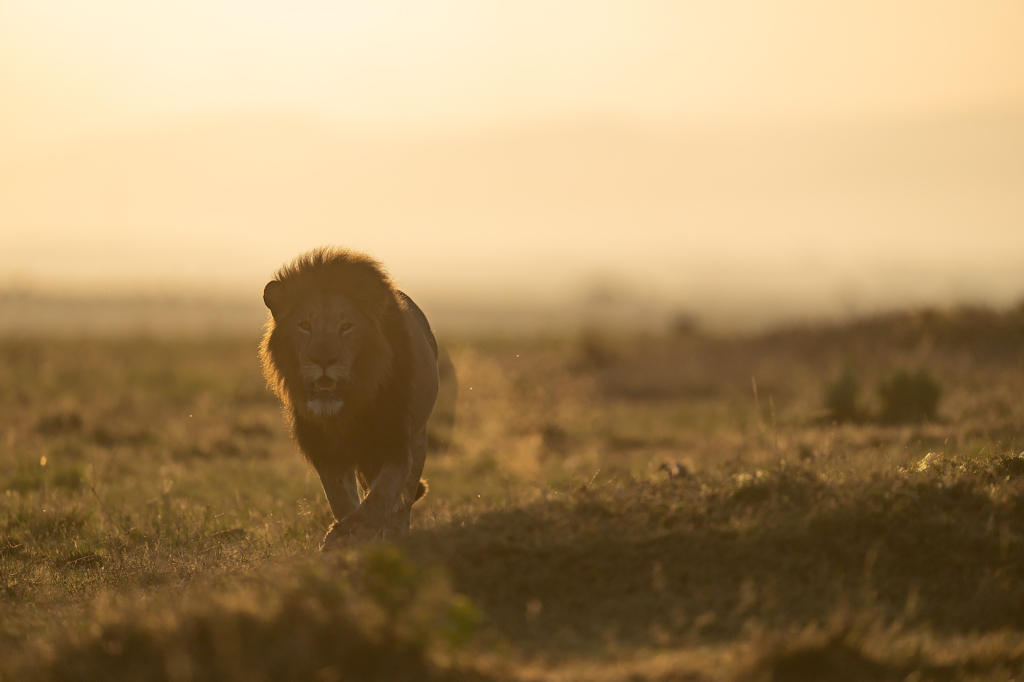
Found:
[1,1,1023,328]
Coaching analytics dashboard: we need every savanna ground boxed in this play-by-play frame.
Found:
[1,306,1024,681]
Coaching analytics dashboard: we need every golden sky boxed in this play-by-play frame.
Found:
[2,1,1024,323]
[4,0,1024,145]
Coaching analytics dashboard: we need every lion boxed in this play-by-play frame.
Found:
[259,247,439,548]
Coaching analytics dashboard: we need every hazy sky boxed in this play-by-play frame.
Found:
[4,0,1024,145]
[2,1,1024,323]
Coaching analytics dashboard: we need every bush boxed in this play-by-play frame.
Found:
[34,545,479,682]
[877,368,942,424]
[823,366,863,423]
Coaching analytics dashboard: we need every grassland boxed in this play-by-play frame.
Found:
[2,306,1024,681]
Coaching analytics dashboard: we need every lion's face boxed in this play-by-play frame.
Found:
[276,291,370,418]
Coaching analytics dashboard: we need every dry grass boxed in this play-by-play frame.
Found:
[1,306,1023,680]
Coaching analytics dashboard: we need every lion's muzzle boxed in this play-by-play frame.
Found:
[305,375,345,415]
[313,375,337,391]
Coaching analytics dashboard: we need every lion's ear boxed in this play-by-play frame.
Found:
[263,280,288,319]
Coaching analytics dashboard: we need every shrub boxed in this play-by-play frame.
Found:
[823,366,863,423]
[34,545,479,682]
[877,368,942,424]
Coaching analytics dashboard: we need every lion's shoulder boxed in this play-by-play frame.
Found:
[396,291,438,361]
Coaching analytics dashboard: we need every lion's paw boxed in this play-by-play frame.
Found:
[320,517,382,551]
[320,522,356,551]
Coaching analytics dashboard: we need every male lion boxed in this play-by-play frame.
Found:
[259,247,439,548]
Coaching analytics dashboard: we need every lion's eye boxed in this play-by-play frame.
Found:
[340,322,353,334]
[299,321,312,332]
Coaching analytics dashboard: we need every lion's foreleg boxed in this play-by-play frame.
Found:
[359,458,411,523]
[318,467,361,521]
[382,426,428,538]
[323,451,411,546]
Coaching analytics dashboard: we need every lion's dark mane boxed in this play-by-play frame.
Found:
[258,247,417,477]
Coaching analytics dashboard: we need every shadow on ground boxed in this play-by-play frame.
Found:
[402,453,1024,655]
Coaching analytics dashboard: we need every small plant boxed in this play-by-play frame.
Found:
[877,368,942,424]
[823,366,863,423]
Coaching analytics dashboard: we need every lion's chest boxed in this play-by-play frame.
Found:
[295,416,405,475]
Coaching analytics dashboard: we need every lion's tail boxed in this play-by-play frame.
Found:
[414,479,429,502]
